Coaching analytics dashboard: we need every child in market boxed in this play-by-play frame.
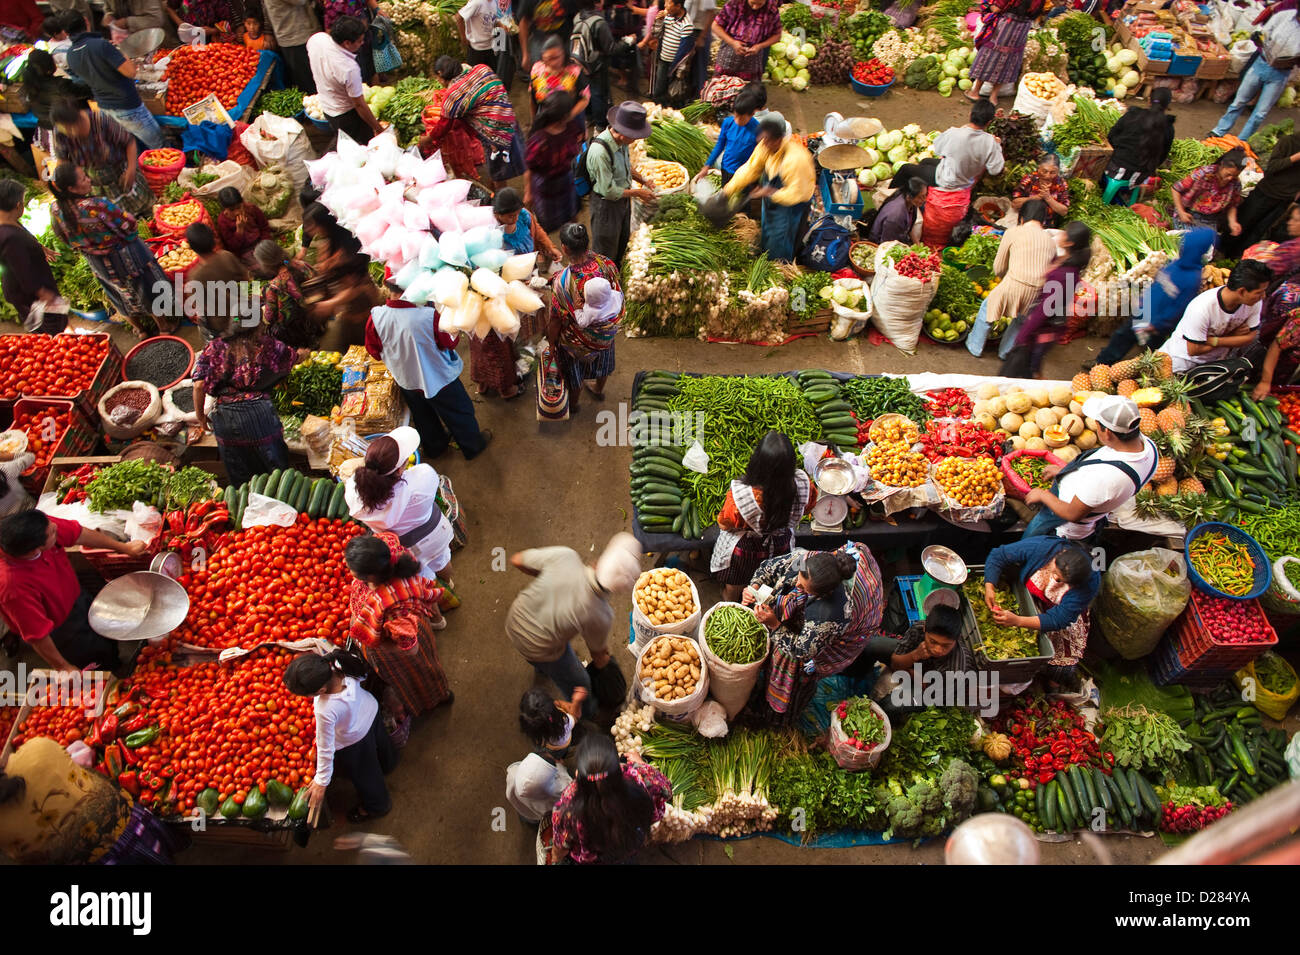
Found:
[242,11,275,51]
[505,687,585,827]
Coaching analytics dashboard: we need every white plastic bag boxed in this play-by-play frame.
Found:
[698,602,768,720]
[681,439,710,474]
[241,491,299,528]
[869,241,937,355]
[1094,548,1190,659]
[240,113,315,187]
[1229,39,1256,74]
[178,159,253,199]
[125,501,163,544]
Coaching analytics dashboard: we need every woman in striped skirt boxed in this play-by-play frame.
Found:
[346,533,454,726]
[967,0,1045,105]
[546,223,623,414]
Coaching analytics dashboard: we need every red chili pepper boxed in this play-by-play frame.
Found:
[118,770,141,797]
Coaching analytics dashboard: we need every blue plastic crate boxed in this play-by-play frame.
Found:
[897,574,923,624]
[819,167,864,219]
[1149,631,1234,688]
[1168,52,1202,76]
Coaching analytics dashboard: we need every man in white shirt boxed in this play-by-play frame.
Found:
[307,17,385,145]
[1023,395,1159,542]
[457,0,508,69]
[1164,260,1270,373]
[930,99,1005,192]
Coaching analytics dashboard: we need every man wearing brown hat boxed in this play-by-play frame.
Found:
[587,101,657,264]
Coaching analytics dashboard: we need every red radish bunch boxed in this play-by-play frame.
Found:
[1159,801,1233,834]
[853,59,894,85]
[894,250,942,281]
[1195,595,1274,645]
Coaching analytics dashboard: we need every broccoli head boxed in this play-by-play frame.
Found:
[939,758,979,822]
[907,779,944,814]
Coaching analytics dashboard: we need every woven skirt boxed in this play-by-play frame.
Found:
[970,16,1032,86]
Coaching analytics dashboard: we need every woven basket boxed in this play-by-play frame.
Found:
[138,148,185,194]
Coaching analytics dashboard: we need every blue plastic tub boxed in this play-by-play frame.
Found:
[1185,522,1272,601]
[849,73,895,97]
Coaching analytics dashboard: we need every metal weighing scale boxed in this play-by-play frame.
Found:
[810,457,857,533]
[914,545,968,615]
[87,553,189,643]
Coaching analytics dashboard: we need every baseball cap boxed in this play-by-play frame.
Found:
[1081,394,1140,434]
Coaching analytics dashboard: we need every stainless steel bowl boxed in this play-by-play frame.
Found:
[814,457,856,496]
[88,571,190,642]
[921,545,968,585]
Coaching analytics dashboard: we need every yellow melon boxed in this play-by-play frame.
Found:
[975,412,998,431]
[1019,421,1041,440]
[972,399,988,417]
[1034,407,1060,430]
[1043,425,1070,449]
[1055,446,1081,463]
[1000,412,1024,432]
[976,382,1001,400]
[1075,429,1098,450]
[1059,413,1084,437]
[1048,385,1073,407]
[1029,389,1050,408]
[987,396,1008,418]
[1025,437,1048,451]
[1068,399,1084,416]
[1009,435,1027,451]
[1005,391,1033,415]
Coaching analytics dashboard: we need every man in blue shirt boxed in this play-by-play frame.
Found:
[693,86,760,186]
[65,29,163,149]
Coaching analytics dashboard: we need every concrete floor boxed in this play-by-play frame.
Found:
[63,75,1299,865]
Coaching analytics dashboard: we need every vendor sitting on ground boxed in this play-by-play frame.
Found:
[984,538,1098,690]
[744,549,858,724]
[215,187,272,265]
[867,176,926,245]
[850,603,973,679]
[0,510,148,672]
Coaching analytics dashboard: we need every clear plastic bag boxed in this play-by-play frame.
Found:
[1094,548,1190,660]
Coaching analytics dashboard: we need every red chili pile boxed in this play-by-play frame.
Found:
[14,406,74,469]
[163,43,260,114]
[918,418,1006,462]
[992,698,1111,787]
[893,249,942,281]
[1193,594,1274,645]
[924,388,974,419]
[119,646,317,815]
[853,59,895,85]
[1159,801,1233,834]
[174,515,362,649]
[0,335,109,399]
[158,498,231,562]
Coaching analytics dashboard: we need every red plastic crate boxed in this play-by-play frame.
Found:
[12,398,98,495]
[1174,590,1278,672]
[0,333,122,424]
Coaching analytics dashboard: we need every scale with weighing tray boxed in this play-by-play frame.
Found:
[913,545,968,615]
[810,456,857,533]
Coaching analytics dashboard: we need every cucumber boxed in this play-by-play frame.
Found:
[1091,767,1113,812]
[235,484,249,530]
[642,493,682,507]
[819,414,858,429]
[1102,774,1130,826]
[1041,780,1057,831]
[637,448,684,467]
[1112,765,1138,810]
[307,479,330,518]
[275,468,297,502]
[1068,766,1092,819]
[1132,771,1160,819]
[1079,765,1100,817]
[646,370,680,379]
[803,389,839,403]
[639,505,683,518]
[289,475,308,512]
[223,485,238,513]
[818,400,854,415]
[797,369,833,381]
[640,462,682,481]
[638,481,682,499]
[1057,768,1080,821]
[671,509,685,534]
[328,482,348,520]
[1056,782,1076,831]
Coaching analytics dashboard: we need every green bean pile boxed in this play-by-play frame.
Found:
[840,376,930,422]
[704,605,767,664]
[666,375,823,524]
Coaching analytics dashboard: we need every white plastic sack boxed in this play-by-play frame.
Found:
[698,602,768,720]
[125,501,163,544]
[241,491,298,528]
[869,241,937,355]
[1229,39,1256,74]
[240,113,315,187]
[178,159,252,198]
[1011,77,1056,127]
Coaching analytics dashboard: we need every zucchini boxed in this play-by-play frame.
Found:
[1069,766,1093,819]
[1091,767,1113,812]
[1056,782,1076,831]
[234,485,250,530]
[223,485,238,513]
[1057,768,1080,821]
[1041,780,1057,830]
[640,462,683,481]
[250,473,267,495]
[307,479,330,518]
[671,509,685,534]
[638,481,682,499]
[1112,765,1138,810]
[294,475,313,512]
[275,468,297,502]
[1132,770,1160,816]
[329,481,348,520]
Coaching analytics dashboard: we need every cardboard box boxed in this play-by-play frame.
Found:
[1131,37,1171,74]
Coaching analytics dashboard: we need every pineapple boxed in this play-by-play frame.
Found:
[1130,386,1165,407]
[1156,403,1187,432]
[1072,371,1092,391]
[1089,363,1113,391]
[1153,452,1177,482]
[1131,349,1169,383]
[1118,379,1138,397]
[1156,351,1173,379]
[1156,476,1179,496]
[1179,476,1206,495]
[1139,408,1158,435]
[1111,356,1142,381]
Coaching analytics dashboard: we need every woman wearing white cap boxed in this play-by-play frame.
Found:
[345,427,456,584]
[1021,394,1158,542]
